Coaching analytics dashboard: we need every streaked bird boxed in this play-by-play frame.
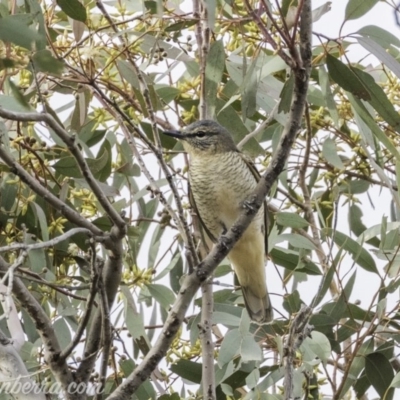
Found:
[163,120,273,322]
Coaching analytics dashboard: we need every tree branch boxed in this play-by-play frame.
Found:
[0,228,92,253]
[75,227,123,384]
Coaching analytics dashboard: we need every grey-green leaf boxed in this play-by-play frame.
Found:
[345,0,379,21]
[276,212,309,229]
[32,49,64,75]
[322,137,344,169]
[56,0,87,22]
[0,14,43,49]
[365,352,394,400]
[146,284,175,309]
[205,40,225,118]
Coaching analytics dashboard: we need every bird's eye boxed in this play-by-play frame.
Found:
[196,131,206,138]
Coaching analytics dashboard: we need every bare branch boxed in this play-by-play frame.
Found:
[75,228,123,384]
[0,228,92,253]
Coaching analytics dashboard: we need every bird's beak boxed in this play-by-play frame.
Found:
[162,129,185,140]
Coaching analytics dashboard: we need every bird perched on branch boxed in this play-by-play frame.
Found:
[163,120,273,322]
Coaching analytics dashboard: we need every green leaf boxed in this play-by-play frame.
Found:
[216,100,263,156]
[240,335,262,363]
[338,338,374,398]
[276,212,309,229]
[0,180,18,212]
[352,68,400,133]
[165,20,197,32]
[278,73,294,114]
[365,353,394,400]
[0,14,43,49]
[94,140,112,182]
[336,319,361,343]
[156,86,180,104]
[322,137,344,169]
[212,312,241,327]
[30,202,49,242]
[79,122,107,147]
[56,0,87,22]
[241,56,259,119]
[312,2,332,23]
[302,331,331,365]
[8,79,31,110]
[357,25,400,49]
[319,65,339,127]
[357,36,400,80]
[277,233,316,250]
[390,372,400,388]
[53,150,109,179]
[218,329,240,366]
[349,94,400,162]
[270,247,321,275]
[328,229,378,273]
[170,360,202,384]
[205,40,225,118]
[345,0,379,21]
[53,319,71,350]
[326,55,370,101]
[146,284,175,309]
[121,287,149,346]
[282,290,301,314]
[32,49,64,75]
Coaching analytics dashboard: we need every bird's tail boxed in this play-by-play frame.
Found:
[242,286,273,323]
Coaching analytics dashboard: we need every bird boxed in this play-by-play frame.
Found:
[163,120,273,322]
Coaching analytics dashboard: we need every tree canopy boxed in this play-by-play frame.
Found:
[0,0,400,399]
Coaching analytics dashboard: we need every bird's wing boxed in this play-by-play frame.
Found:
[239,153,269,256]
[188,181,218,243]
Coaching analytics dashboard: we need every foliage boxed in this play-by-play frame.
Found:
[0,0,400,399]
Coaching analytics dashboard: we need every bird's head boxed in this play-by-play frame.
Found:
[163,120,237,156]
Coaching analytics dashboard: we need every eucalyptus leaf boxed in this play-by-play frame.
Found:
[345,0,379,21]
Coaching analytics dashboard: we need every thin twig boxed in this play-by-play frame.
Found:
[237,103,279,150]
[0,228,92,253]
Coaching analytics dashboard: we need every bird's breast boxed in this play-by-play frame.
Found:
[189,152,262,237]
